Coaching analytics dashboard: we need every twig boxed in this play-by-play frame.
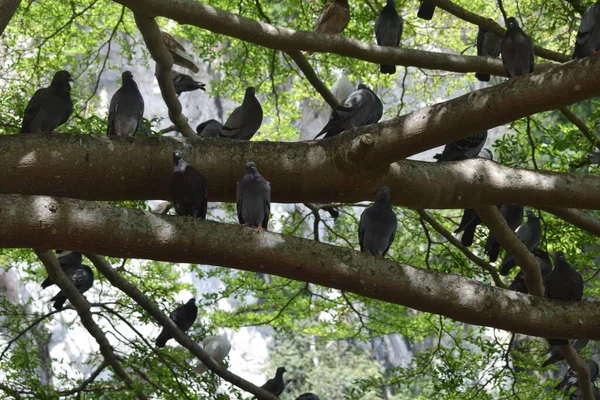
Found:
[525,116,538,170]
[0,309,63,361]
[497,0,509,25]
[286,50,339,109]
[559,106,600,152]
[58,361,107,396]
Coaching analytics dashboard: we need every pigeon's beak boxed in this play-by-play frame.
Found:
[68,77,74,82]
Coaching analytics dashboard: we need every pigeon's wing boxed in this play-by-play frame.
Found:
[576,4,597,47]
[221,106,244,137]
[21,88,47,132]
[236,180,245,224]
[358,212,367,252]
[314,0,349,34]
[417,1,436,20]
[476,27,486,55]
[262,180,271,229]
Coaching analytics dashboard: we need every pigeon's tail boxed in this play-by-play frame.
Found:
[460,223,477,247]
[547,338,569,347]
[508,278,527,294]
[154,331,170,348]
[541,353,561,367]
[486,240,501,262]
[499,258,516,275]
[51,294,67,310]
[323,207,339,219]
[417,2,436,20]
[380,65,396,74]
[41,276,54,289]
[475,72,490,82]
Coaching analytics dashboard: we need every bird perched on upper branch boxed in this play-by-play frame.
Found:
[375,0,403,74]
[359,186,397,258]
[475,24,502,81]
[171,71,205,96]
[50,264,94,310]
[313,0,350,36]
[221,87,263,141]
[41,251,83,289]
[260,367,287,396]
[236,162,271,230]
[417,1,436,20]
[161,31,199,73]
[107,71,144,137]
[501,17,534,77]
[155,298,198,348]
[573,0,600,58]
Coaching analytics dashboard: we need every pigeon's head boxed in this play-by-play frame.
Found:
[245,161,258,175]
[173,150,184,164]
[506,17,520,31]
[553,250,566,265]
[122,71,134,83]
[357,83,369,90]
[245,87,256,97]
[532,249,551,263]
[376,186,391,202]
[276,366,287,375]
[52,70,73,86]
[525,209,536,219]
[340,68,350,75]
[187,298,196,305]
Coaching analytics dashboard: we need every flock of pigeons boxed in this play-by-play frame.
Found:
[15,0,600,398]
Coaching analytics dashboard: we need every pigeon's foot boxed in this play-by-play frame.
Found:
[593,50,600,56]
[257,226,264,231]
[374,255,385,260]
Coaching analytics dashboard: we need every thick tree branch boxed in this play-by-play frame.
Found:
[543,207,600,238]
[0,0,20,37]
[84,254,279,400]
[559,344,594,400]
[474,207,544,296]
[33,250,148,400]
[133,14,195,137]
[286,50,339,109]
[3,195,600,339]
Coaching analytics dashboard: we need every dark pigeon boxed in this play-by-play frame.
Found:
[556,359,599,393]
[476,24,502,81]
[542,339,589,367]
[170,150,207,219]
[221,87,263,141]
[454,209,480,247]
[41,251,83,289]
[296,394,320,400]
[315,84,383,139]
[107,71,144,136]
[545,251,584,346]
[417,1,436,20]
[236,162,271,230]
[499,210,542,276]
[359,186,398,257]
[434,131,488,161]
[196,119,222,138]
[155,298,198,348]
[573,0,600,59]
[485,205,524,262]
[20,70,73,133]
[375,0,403,74]
[500,17,534,77]
[50,264,94,310]
[570,383,600,400]
[261,367,286,396]
[172,71,206,96]
[508,249,552,294]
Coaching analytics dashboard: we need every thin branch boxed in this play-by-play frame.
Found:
[58,362,108,396]
[0,309,62,361]
[286,50,339,109]
[559,106,600,152]
[558,344,595,400]
[542,208,600,239]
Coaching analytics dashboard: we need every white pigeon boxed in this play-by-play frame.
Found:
[330,68,354,108]
[194,335,232,375]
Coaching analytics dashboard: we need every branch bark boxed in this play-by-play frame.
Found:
[286,50,339,109]
[3,195,600,339]
[33,250,148,400]
[0,0,20,37]
[543,207,600,238]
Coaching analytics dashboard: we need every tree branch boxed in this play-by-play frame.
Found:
[3,196,600,339]
[84,254,280,400]
[543,207,600,238]
[558,106,600,152]
[58,361,107,396]
[0,0,21,37]
[559,344,594,400]
[132,13,195,137]
[33,250,148,400]
[286,50,339,109]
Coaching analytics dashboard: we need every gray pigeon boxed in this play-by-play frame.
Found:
[221,87,263,140]
[155,298,198,348]
[500,17,534,77]
[20,70,73,133]
[499,210,542,275]
[50,264,94,310]
[476,24,502,81]
[508,249,552,294]
[545,251,584,346]
[570,383,600,400]
[107,71,144,136]
[454,209,480,247]
[171,150,207,219]
[485,205,524,262]
[236,162,271,230]
[296,394,320,400]
[542,339,589,367]
[260,367,286,396]
[434,131,488,161]
[171,71,206,96]
[375,0,403,74]
[556,359,599,394]
[161,31,199,73]
[41,251,83,289]
[315,84,383,139]
[196,119,222,137]
[358,186,398,257]
[417,1,435,20]
[573,1,600,58]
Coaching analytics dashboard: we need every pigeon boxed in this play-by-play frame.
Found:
[194,335,232,374]
[315,84,383,139]
[542,339,589,367]
[508,249,552,294]
[545,251,584,346]
[155,298,198,348]
[433,131,488,161]
[570,383,600,400]
[500,17,534,77]
[20,70,73,133]
[478,148,494,160]
[485,205,524,262]
[196,119,222,137]
[556,359,599,393]
[331,68,354,106]
[236,162,271,230]
[161,31,199,73]
[417,1,436,20]
[170,150,207,219]
[313,0,350,35]
[573,0,600,58]
[476,24,502,81]
[41,251,83,289]
[260,367,286,396]
[499,210,542,275]
[171,71,206,96]
[107,71,144,136]
[359,186,398,257]
[221,87,263,140]
[375,0,403,74]
[454,209,481,247]
[296,394,320,400]
[50,264,94,310]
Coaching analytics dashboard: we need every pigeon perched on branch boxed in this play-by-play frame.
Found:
[236,162,271,230]
[171,71,205,96]
[417,1,436,20]
[359,186,397,257]
[375,0,403,74]
[500,17,534,77]
[196,119,222,138]
[508,249,552,294]
[171,150,207,219]
[485,205,524,262]
[313,0,350,35]
[476,24,502,81]
[21,70,73,133]
[573,0,600,59]
[155,298,198,348]
[433,131,488,161]
[50,264,94,310]
[221,87,263,141]
[41,251,83,289]
[542,339,589,367]
[260,367,287,396]
[107,71,144,136]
